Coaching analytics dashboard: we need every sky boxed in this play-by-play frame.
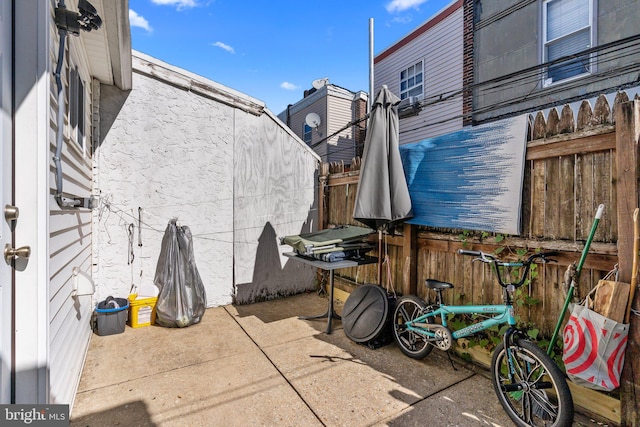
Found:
[128,0,455,115]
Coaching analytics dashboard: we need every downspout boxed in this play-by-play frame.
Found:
[53,0,101,209]
[54,4,80,208]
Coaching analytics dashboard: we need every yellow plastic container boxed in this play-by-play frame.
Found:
[128,294,157,328]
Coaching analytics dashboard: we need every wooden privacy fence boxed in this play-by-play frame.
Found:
[320,91,638,340]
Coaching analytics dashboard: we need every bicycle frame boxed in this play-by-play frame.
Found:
[405,302,516,341]
[393,249,574,427]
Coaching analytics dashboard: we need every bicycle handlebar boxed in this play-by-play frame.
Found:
[457,249,557,264]
[457,249,558,288]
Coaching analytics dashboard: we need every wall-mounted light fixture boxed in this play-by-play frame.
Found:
[55,0,102,36]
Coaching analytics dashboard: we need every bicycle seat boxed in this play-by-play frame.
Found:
[424,279,454,290]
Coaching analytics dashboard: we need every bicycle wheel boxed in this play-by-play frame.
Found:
[491,338,574,427]
[392,295,434,359]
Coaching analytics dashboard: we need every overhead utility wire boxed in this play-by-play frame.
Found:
[416,36,640,113]
[311,114,370,149]
[312,36,640,155]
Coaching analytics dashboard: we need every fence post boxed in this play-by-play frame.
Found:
[319,163,329,230]
[616,98,640,427]
[402,223,417,296]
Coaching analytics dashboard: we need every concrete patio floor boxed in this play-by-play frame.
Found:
[71,292,601,426]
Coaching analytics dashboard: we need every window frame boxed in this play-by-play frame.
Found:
[542,0,595,87]
[68,65,87,154]
[399,60,424,101]
[303,123,312,145]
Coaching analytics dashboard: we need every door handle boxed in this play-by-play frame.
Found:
[4,244,31,264]
[4,205,19,222]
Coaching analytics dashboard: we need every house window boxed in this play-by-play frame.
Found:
[543,0,593,85]
[303,123,312,144]
[400,61,423,100]
[69,67,86,151]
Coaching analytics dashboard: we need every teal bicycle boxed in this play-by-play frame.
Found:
[392,249,574,427]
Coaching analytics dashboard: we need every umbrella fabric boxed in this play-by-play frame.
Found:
[353,86,412,231]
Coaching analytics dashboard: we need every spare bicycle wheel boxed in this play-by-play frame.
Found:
[341,284,390,343]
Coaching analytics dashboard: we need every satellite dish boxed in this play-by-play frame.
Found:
[311,78,329,90]
[305,112,321,129]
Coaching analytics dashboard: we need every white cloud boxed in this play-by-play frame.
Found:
[151,0,198,10]
[392,16,413,24]
[280,82,299,91]
[386,0,428,13]
[129,10,152,32]
[212,41,235,54]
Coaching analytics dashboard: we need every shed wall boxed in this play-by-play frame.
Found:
[96,56,318,307]
[233,110,318,303]
[96,70,235,307]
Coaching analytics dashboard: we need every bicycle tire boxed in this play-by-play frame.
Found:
[392,295,434,359]
[491,338,574,427]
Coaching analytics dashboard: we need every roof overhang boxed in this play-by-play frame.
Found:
[72,0,132,90]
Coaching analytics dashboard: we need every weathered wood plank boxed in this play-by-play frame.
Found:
[593,280,630,323]
[576,100,594,130]
[615,99,640,427]
[559,104,575,134]
[546,108,561,137]
[521,159,532,237]
[594,94,612,125]
[558,155,576,240]
[526,132,616,160]
[544,157,560,239]
[531,159,546,237]
[533,111,546,139]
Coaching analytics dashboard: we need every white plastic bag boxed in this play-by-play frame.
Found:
[562,303,628,391]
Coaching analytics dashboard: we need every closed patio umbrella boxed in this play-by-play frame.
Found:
[342,85,412,345]
[353,85,412,283]
[354,85,412,231]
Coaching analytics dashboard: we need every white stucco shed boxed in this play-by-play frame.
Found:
[96,51,320,307]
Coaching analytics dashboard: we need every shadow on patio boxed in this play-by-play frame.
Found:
[71,292,595,427]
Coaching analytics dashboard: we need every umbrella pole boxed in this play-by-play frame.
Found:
[377,230,383,285]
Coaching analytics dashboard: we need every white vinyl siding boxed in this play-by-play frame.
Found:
[374,5,463,145]
[48,30,94,405]
[326,93,356,164]
[280,85,358,164]
[543,0,593,85]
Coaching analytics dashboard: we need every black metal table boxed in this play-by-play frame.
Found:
[284,252,377,334]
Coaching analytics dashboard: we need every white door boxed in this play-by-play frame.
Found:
[0,0,13,404]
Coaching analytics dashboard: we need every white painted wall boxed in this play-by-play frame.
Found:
[96,52,319,307]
